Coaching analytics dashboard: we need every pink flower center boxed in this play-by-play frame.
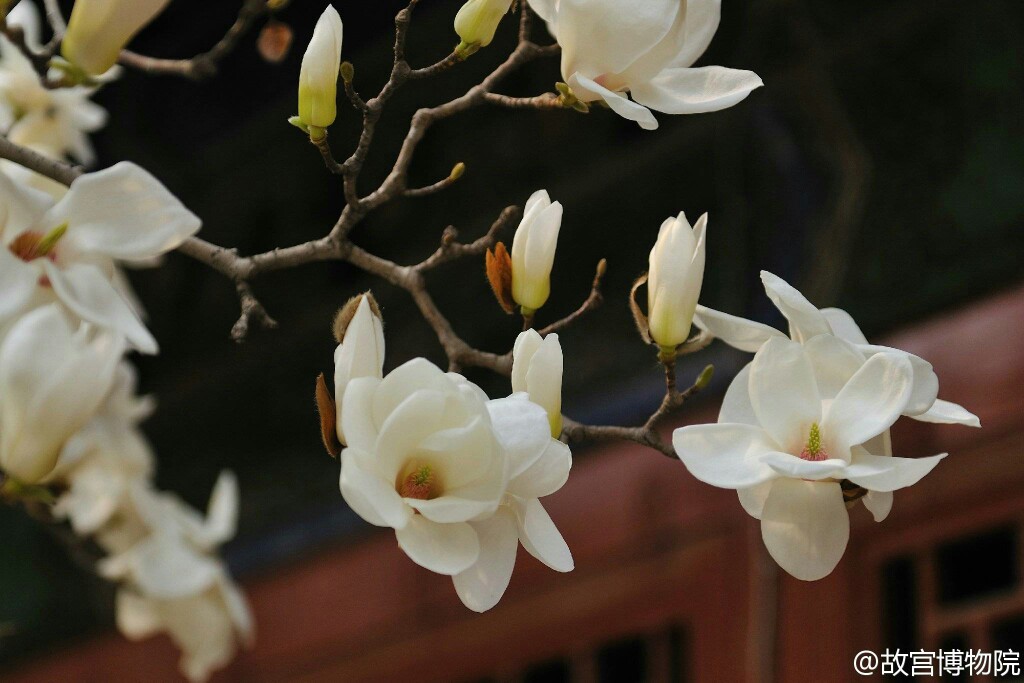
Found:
[799,423,829,461]
[400,465,438,500]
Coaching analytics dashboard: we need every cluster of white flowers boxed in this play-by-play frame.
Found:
[49,367,252,681]
[327,295,573,612]
[0,3,251,679]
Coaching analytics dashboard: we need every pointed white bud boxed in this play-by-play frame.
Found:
[647,212,707,349]
[298,5,343,133]
[61,0,172,76]
[512,329,563,437]
[333,295,384,445]
[510,189,562,314]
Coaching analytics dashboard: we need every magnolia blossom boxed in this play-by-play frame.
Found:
[674,337,947,580]
[297,5,343,133]
[100,472,251,682]
[528,0,763,130]
[0,1,107,167]
[692,271,980,426]
[62,0,172,76]
[512,329,563,437]
[510,190,562,314]
[454,0,514,50]
[0,305,123,483]
[51,363,155,535]
[0,162,202,353]
[339,358,558,577]
[333,294,385,445]
[647,212,707,349]
[115,574,253,683]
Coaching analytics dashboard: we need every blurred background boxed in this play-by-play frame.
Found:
[1,0,1023,680]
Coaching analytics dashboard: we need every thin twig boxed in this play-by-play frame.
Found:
[117,0,268,80]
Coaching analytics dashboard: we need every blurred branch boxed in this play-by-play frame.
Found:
[117,0,270,80]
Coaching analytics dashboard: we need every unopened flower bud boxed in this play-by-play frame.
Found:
[454,0,513,53]
[511,190,562,314]
[61,0,172,76]
[297,5,343,134]
[332,293,384,446]
[512,329,563,437]
[647,212,707,349]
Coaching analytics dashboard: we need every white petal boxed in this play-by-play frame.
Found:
[514,497,573,572]
[395,515,480,576]
[761,479,849,581]
[737,480,774,520]
[49,162,201,262]
[803,334,866,400]
[862,491,893,522]
[760,271,831,342]
[819,308,869,345]
[0,166,52,242]
[693,305,783,353]
[339,448,410,529]
[569,73,659,130]
[43,260,157,353]
[115,590,162,640]
[821,353,913,457]
[374,389,449,481]
[0,249,39,320]
[202,470,239,546]
[339,376,381,452]
[630,66,762,115]
[452,508,519,613]
[760,451,847,480]
[843,452,946,492]
[556,0,680,77]
[718,362,758,425]
[673,423,779,489]
[508,439,571,499]
[511,329,543,393]
[487,394,551,478]
[858,345,938,416]
[749,337,821,451]
[671,0,721,67]
[913,398,980,427]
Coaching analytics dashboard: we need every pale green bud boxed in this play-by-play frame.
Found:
[297,5,343,130]
[61,0,172,76]
[453,0,513,52]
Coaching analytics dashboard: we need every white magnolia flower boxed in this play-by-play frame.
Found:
[297,5,343,132]
[333,294,384,445]
[454,0,514,50]
[674,337,947,580]
[0,162,202,353]
[0,305,123,483]
[510,189,562,314]
[51,363,156,535]
[115,572,253,683]
[62,0,172,76]
[647,212,707,349]
[453,393,573,612]
[528,0,763,130]
[512,329,563,437]
[693,271,980,427]
[0,1,107,166]
[339,358,555,578]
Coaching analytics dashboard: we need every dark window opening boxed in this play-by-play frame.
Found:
[935,526,1018,605]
